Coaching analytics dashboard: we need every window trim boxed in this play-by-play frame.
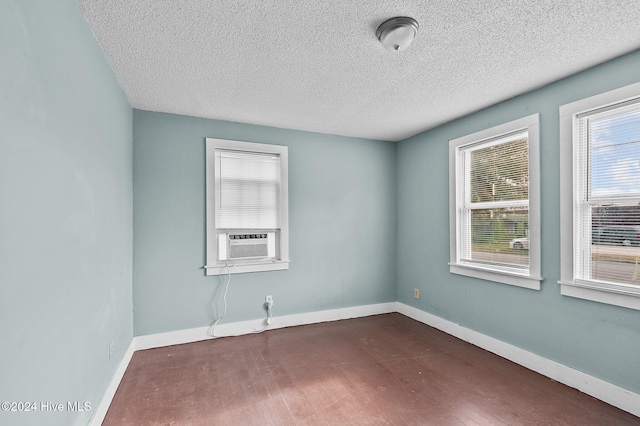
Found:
[205,138,289,276]
[449,114,542,290]
[559,82,640,310]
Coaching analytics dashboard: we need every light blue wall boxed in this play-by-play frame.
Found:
[133,110,397,335]
[0,1,133,425]
[397,50,640,393]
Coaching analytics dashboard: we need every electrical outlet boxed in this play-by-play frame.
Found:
[414,288,420,299]
[265,295,273,305]
[109,342,114,361]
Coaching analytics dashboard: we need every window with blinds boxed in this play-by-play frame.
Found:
[461,132,530,270]
[575,99,640,286]
[215,149,281,230]
[450,114,540,290]
[205,138,289,276]
[560,82,640,310]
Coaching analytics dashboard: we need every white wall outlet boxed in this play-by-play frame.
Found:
[414,288,420,299]
[265,295,273,305]
[109,341,114,361]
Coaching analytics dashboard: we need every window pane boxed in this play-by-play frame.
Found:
[215,150,281,229]
[590,204,640,286]
[466,207,529,267]
[588,106,640,199]
[470,136,528,203]
[578,100,640,287]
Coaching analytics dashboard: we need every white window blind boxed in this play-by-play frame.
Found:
[215,149,281,230]
[460,131,530,271]
[575,99,640,286]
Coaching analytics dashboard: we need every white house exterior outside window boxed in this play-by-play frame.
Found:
[449,114,541,290]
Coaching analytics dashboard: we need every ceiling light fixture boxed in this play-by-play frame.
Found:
[376,17,419,51]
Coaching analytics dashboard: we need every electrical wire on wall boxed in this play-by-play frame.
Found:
[208,263,273,338]
[208,264,232,338]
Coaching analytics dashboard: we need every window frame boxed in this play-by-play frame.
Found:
[559,82,640,310]
[205,138,289,276]
[449,114,542,290]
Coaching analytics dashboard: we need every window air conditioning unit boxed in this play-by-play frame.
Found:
[227,233,269,260]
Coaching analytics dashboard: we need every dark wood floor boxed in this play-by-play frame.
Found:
[104,313,639,425]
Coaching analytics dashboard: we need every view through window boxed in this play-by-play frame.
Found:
[578,100,640,286]
[462,132,530,271]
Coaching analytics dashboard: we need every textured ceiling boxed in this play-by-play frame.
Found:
[78,0,640,141]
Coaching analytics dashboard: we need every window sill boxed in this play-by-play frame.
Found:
[559,280,640,311]
[450,263,542,290]
[205,260,289,276]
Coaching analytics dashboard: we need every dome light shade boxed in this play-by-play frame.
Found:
[376,17,419,51]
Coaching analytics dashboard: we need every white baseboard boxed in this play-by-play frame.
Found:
[91,302,640,423]
[396,302,640,418]
[135,302,397,351]
[90,340,135,426]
